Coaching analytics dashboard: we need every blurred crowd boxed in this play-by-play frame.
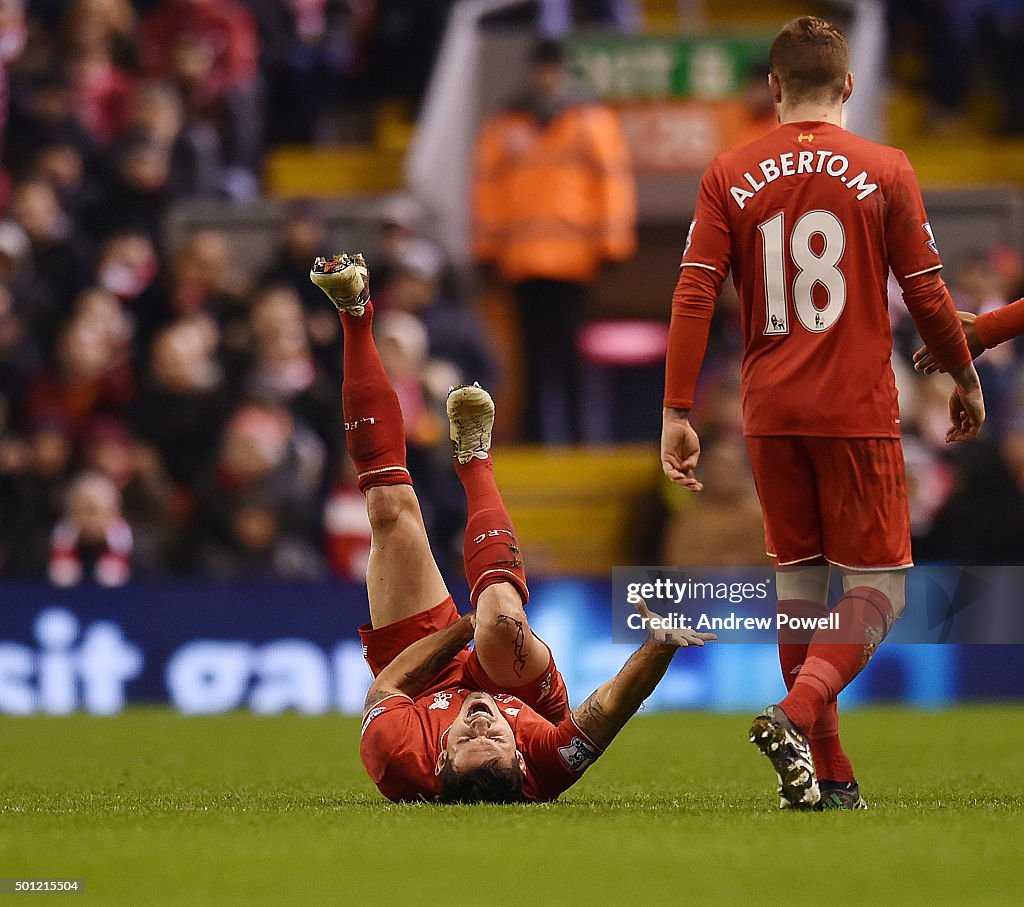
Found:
[0,0,508,586]
[888,0,1024,135]
[0,186,495,584]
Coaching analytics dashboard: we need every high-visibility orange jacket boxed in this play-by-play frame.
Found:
[472,99,637,285]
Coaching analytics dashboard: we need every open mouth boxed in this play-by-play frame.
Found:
[467,701,492,719]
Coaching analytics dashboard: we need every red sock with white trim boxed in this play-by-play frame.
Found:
[455,455,528,607]
[340,303,412,493]
[779,586,894,733]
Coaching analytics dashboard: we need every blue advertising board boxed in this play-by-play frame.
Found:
[0,579,1021,716]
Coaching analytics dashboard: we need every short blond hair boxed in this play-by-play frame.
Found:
[769,16,850,103]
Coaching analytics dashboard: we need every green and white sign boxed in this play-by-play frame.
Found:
[568,35,773,101]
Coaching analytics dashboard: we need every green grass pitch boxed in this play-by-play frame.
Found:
[1,706,1021,905]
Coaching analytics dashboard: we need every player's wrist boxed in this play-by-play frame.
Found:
[952,364,981,390]
[663,406,691,422]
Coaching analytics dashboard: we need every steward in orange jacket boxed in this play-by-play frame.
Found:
[472,85,636,285]
[471,40,636,442]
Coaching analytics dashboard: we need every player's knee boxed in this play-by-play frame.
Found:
[365,486,417,532]
[476,585,530,640]
[842,570,907,620]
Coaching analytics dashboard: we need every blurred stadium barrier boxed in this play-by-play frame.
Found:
[1,579,1021,716]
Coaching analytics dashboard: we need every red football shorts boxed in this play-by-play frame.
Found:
[744,436,913,570]
[358,597,570,723]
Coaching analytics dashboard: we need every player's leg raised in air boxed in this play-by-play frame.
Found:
[312,253,452,639]
[436,382,569,796]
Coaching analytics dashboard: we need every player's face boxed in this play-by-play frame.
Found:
[445,692,518,773]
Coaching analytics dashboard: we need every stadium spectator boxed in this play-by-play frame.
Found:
[10,180,91,338]
[162,229,251,368]
[0,417,73,577]
[47,469,134,587]
[81,416,174,574]
[252,0,359,145]
[63,5,136,147]
[323,459,373,580]
[382,238,497,393]
[191,400,325,568]
[246,283,341,470]
[123,80,225,198]
[132,317,232,489]
[0,281,38,403]
[472,39,636,442]
[94,230,167,342]
[24,301,134,439]
[258,203,342,368]
[32,141,101,221]
[195,489,326,579]
[141,0,262,187]
[3,71,99,182]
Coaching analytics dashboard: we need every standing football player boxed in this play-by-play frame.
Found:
[660,16,985,809]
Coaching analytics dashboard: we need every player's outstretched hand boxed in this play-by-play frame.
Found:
[633,598,717,648]
[913,311,984,374]
[661,408,703,492]
[946,381,985,443]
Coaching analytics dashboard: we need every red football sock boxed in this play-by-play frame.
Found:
[808,702,855,783]
[339,303,412,493]
[455,456,529,607]
[777,598,827,691]
[779,586,894,733]
[778,599,856,781]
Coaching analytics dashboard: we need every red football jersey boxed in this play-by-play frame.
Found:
[360,689,601,803]
[670,120,967,437]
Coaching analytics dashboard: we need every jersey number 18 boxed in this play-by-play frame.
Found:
[758,210,847,336]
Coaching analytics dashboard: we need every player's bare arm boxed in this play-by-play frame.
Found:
[364,613,476,711]
[946,363,985,443]
[572,601,715,750]
[661,407,703,492]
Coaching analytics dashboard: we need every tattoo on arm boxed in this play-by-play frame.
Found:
[570,639,677,751]
[495,614,528,678]
[572,691,614,749]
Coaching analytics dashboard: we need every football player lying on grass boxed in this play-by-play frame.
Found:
[310,252,715,803]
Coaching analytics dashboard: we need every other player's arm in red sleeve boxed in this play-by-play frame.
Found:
[975,298,1024,349]
[912,304,1014,373]
[662,160,730,490]
[885,152,985,441]
[363,613,475,711]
